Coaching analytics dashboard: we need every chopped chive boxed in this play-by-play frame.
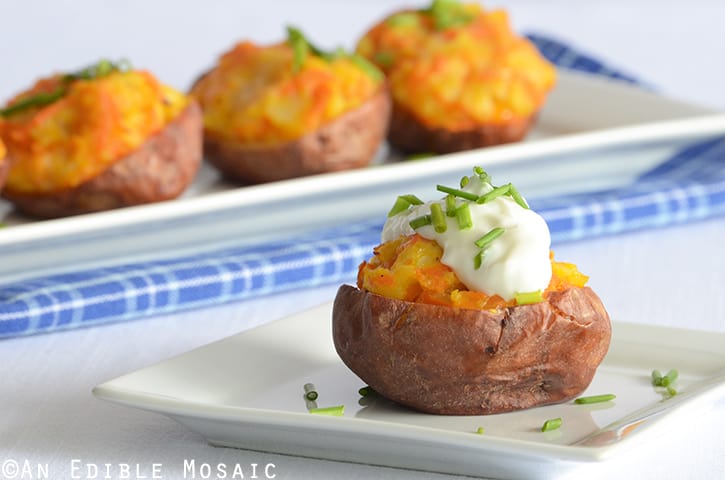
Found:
[541,417,562,432]
[666,386,677,396]
[388,196,411,217]
[445,194,457,217]
[309,405,345,416]
[437,184,478,202]
[0,88,66,117]
[303,383,318,401]
[474,227,505,249]
[459,175,470,188]
[455,203,473,230]
[287,26,309,73]
[476,183,511,204]
[400,194,424,205]
[358,386,374,397]
[514,290,543,305]
[661,369,679,387]
[2,59,129,117]
[349,54,384,82]
[409,214,432,230]
[473,250,484,270]
[509,184,529,209]
[387,194,423,217]
[473,166,491,184]
[475,426,485,435]
[651,369,663,386]
[574,393,616,405]
[430,203,447,233]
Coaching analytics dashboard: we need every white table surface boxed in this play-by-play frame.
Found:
[2,1,725,479]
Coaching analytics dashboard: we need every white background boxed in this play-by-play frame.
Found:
[2,1,725,480]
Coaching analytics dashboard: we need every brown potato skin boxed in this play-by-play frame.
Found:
[2,101,203,218]
[388,100,534,155]
[203,86,391,184]
[332,284,611,415]
[0,155,10,192]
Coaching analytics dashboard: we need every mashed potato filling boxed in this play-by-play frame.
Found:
[190,39,383,146]
[1,70,188,194]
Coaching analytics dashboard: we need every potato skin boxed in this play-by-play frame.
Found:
[332,284,611,415]
[203,86,391,184]
[388,101,534,155]
[2,101,203,218]
[0,156,10,192]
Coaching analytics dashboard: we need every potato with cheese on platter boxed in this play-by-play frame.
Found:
[356,0,556,154]
[332,167,611,415]
[190,27,391,184]
[0,60,202,218]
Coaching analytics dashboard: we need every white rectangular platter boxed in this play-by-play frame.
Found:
[93,302,725,480]
[2,70,725,283]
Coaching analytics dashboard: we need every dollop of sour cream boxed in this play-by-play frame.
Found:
[382,174,552,301]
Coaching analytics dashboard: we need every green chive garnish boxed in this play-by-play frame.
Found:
[455,203,473,230]
[459,175,470,188]
[430,203,447,233]
[386,12,420,27]
[287,26,309,73]
[473,166,491,184]
[476,183,511,204]
[303,383,318,401]
[445,194,457,217]
[474,227,505,249]
[437,184,478,201]
[475,426,485,435]
[473,250,484,270]
[667,386,677,396]
[409,214,432,230]
[661,369,679,387]
[349,54,384,82]
[651,369,663,386]
[387,194,423,217]
[574,393,616,405]
[1,59,130,118]
[514,290,543,305]
[358,386,374,397]
[509,184,530,209]
[309,405,345,416]
[541,417,562,432]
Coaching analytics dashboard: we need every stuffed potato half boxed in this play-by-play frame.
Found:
[0,60,202,218]
[332,168,611,415]
[191,28,390,183]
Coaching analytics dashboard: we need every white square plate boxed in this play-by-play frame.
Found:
[94,301,725,479]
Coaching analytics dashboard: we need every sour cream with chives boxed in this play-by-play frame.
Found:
[382,171,552,301]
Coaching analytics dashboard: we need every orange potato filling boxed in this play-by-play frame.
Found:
[358,234,588,310]
[1,70,189,194]
[190,41,383,146]
[356,3,556,129]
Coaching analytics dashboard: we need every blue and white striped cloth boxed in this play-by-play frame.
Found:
[1,35,723,338]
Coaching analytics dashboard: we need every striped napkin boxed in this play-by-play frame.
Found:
[1,35,723,338]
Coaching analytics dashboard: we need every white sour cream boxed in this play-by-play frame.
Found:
[381,174,552,300]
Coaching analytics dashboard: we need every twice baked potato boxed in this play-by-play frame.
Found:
[356,0,556,154]
[332,168,611,415]
[190,27,390,183]
[0,60,202,218]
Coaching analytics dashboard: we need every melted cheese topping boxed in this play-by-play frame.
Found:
[1,70,189,194]
[190,41,383,145]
